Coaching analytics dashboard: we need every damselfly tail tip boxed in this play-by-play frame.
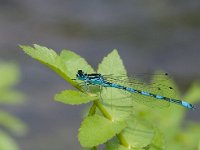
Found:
[187,103,196,110]
[191,105,196,110]
[182,101,195,110]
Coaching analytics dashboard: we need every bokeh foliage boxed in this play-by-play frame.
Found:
[0,62,27,150]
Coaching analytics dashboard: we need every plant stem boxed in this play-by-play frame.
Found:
[90,146,97,150]
[94,100,112,120]
[88,103,96,116]
[94,100,129,148]
[116,133,129,148]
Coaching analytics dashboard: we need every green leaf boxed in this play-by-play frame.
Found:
[165,126,200,150]
[54,90,97,105]
[97,50,133,121]
[98,49,127,75]
[0,90,25,105]
[121,115,154,148]
[0,111,27,136]
[178,123,200,150]
[105,138,144,150]
[149,127,165,150]
[20,44,68,80]
[0,130,19,150]
[78,115,126,148]
[105,140,130,150]
[0,62,26,149]
[20,44,94,89]
[134,105,183,145]
[0,62,20,89]
[184,81,200,104]
[60,50,94,79]
[20,44,58,68]
[0,62,25,105]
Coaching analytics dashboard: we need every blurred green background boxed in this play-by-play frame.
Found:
[0,0,199,150]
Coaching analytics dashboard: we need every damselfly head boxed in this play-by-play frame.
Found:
[78,70,84,75]
[76,70,86,81]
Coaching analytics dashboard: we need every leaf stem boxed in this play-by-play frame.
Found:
[88,103,96,116]
[94,100,112,120]
[116,133,129,148]
[90,146,97,150]
[94,100,129,148]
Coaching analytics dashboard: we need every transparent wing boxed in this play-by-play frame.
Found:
[100,87,134,121]
[102,73,176,108]
[103,72,171,86]
[101,83,172,108]
[130,82,172,108]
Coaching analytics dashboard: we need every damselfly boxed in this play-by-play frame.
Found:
[75,70,195,110]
